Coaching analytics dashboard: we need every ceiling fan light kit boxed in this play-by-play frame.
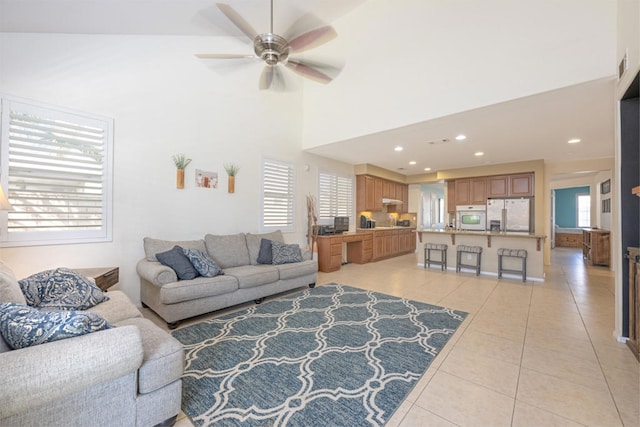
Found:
[196,1,341,90]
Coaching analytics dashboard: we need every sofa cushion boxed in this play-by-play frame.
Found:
[257,239,274,265]
[143,237,207,262]
[0,261,26,305]
[160,275,239,305]
[115,317,184,394]
[18,268,109,310]
[271,241,304,265]
[0,302,111,350]
[275,259,318,280]
[246,231,284,265]
[156,246,199,280]
[88,290,143,324]
[183,248,223,277]
[223,265,280,289]
[204,233,250,268]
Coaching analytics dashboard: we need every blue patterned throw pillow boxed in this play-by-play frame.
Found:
[271,241,303,265]
[183,248,224,278]
[0,302,111,350]
[18,268,109,310]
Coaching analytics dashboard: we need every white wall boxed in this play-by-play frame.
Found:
[0,33,354,304]
[302,0,617,149]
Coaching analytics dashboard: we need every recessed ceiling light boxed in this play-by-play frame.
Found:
[455,134,467,141]
[409,161,417,165]
[568,138,581,144]
[474,151,484,156]
[394,146,403,152]
[424,167,432,171]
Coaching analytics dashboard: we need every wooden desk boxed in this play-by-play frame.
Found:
[317,232,374,272]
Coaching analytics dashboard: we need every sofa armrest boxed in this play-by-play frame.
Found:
[137,258,177,286]
[0,325,144,418]
[302,247,312,261]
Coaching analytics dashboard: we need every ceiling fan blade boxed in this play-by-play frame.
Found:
[288,26,337,53]
[259,66,274,90]
[216,3,259,41]
[195,53,255,59]
[285,59,333,84]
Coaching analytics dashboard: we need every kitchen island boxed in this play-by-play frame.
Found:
[416,229,546,281]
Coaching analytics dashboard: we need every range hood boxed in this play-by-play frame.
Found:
[382,198,403,205]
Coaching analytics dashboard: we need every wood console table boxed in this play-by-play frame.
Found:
[74,267,119,291]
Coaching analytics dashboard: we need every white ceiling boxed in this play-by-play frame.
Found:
[0,0,616,179]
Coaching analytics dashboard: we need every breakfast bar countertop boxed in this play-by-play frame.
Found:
[416,229,547,239]
[415,229,547,281]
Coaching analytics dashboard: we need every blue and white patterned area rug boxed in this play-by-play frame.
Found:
[172,283,468,427]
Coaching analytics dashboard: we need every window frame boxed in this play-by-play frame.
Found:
[576,193,591,228]
[260,157,295,233]
[317,169,354,226]
[0,94,114,247]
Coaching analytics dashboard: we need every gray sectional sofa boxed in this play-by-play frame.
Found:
[0,261,184,427]
[137,230,318,328]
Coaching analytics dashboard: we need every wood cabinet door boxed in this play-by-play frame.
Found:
[356,175,366,212]
[447,181,456,213]
[365,176,376,210]
[471,178,487,204]
[455,179,471,205]
[509,174,534,196]
[373,177,383,211]
[383,180,392,198]
[487,176,509,198]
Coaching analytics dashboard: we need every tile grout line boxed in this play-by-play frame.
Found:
[509,278,534,427]
[564,264,627,426]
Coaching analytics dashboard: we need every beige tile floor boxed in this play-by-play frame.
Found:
[157,247,639,427]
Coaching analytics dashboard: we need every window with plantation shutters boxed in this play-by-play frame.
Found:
[0,96,113,246]
[261,157,295,232]
[318,171,353,224]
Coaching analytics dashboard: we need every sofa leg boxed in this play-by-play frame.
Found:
[167,321,180,330]
[254,298,264,304]
[153,414,177,427]
[309,283,316,288]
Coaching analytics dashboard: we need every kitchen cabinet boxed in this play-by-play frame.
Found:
[487,176,509,198]
[356,175,383,212]
[455,179,471,205]
[383,180,395,199]
[372,229,415,260]
[447,181,456,213]
[582,229,610,266]
[510,173,534,197]
[455,178,486,206]
[627,247,640,361]
[471,178,487,204]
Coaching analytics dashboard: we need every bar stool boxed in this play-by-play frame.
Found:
[456,245,483,276]
[424,243,448,271]
[497,248,528,282]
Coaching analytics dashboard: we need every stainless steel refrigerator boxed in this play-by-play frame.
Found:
[486,198,532,232]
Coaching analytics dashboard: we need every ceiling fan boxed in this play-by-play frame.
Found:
[196,1,341,90]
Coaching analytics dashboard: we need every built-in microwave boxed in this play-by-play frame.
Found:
[456,205,487,231]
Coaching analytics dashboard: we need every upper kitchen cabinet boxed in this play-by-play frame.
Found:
[382,180,395,199]
[454,178,486,206]
[487,176,509,198]
[356,175,383,211]
[447,181,456,213]
[509,173,534,197]
[487,173,534,198]
[455,179,471,205]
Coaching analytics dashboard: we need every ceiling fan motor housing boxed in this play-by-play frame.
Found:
[254,33,290,65]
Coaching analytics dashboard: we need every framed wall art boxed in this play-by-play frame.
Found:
[601,179,611,194]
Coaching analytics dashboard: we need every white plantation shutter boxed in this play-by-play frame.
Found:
[318,171,353,224]
[261,158,294,232]
[0,97,113,246]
